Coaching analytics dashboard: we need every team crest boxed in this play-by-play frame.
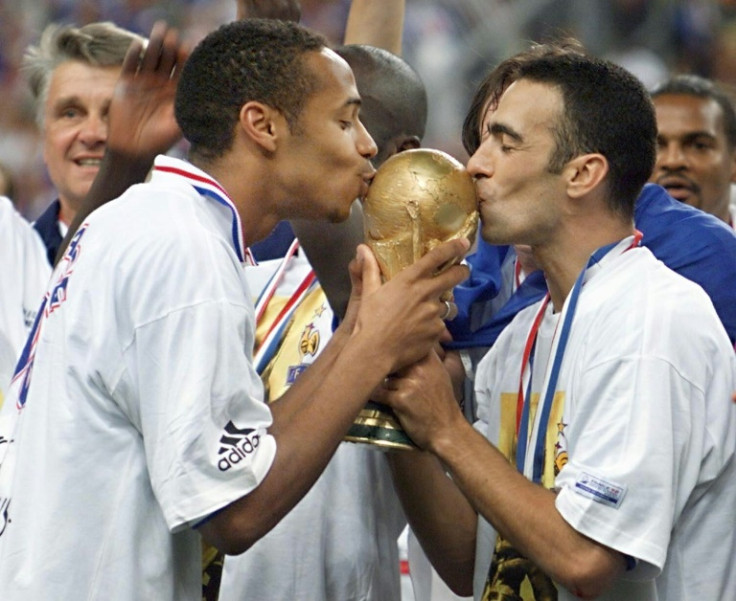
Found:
[298,324,320,358]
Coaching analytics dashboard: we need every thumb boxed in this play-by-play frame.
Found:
[357,244,383,295]
[348,247,364,297]
[342,245,367,331]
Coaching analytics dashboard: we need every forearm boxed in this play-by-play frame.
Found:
[432,422,625,599]
[202,330,392,554]
[200,239,471,554]
[388,449,477,596]
[344,0,405,54]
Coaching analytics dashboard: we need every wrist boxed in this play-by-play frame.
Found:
[346,327,394,377]
[427,410,473,462]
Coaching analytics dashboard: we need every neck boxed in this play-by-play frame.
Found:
[716,202,733,226]
[191,153,281,247]
[533,219,634,312]
[57,199,77,226]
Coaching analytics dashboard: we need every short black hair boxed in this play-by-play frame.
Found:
[651,74,736,150]
[175,19,327,161]
[461,39,586,157]
[335,44,427,166]
[514,54,656,217]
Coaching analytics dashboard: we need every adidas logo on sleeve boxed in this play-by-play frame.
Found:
[216,421,261,472]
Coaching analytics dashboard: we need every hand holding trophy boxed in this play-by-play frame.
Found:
[345,148,478,450]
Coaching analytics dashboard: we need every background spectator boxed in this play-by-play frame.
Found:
[4,0,736,217]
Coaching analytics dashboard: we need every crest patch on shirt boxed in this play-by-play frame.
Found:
[573,472,626,508]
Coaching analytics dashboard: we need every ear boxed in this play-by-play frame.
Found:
[238,101,284,153]
[397,136,421,153]
[564,153,609,199]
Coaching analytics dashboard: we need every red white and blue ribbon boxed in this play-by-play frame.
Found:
[153,162,254,266]
[515,232,642,483]
[252,239,318,374]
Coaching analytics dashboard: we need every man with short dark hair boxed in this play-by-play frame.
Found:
[0,19,468,601]
[218,41,430,601]
[380,51,736,601]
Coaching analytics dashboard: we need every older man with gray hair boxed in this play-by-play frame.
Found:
[22,21,144,265]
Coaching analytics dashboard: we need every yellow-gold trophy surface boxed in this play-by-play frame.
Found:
[345,148,479,450]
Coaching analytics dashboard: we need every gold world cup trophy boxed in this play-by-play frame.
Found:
[344,148,479,450]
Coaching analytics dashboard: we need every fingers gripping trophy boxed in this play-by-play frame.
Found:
[345,148,479,450]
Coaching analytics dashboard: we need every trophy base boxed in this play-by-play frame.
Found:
[344,401,416,451]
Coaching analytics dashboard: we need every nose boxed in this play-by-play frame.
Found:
[357,119,378,160]
[78,112,108,146]
[656,141,687,171]
[466,142,492,180]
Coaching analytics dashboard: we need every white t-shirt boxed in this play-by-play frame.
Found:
[219,250,406,601]
[0,196,49,405]
[0,157,276,601]
[474,245,736,601]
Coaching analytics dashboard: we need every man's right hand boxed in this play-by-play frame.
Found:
[347,238,470,374]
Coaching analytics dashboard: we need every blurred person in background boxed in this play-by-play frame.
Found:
[0,161,17,200]
[0,197,48,412]
[650,73,736,228]
[21,21,144,265]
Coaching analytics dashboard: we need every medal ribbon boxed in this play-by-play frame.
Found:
[515,232,642,483]
[153,163,254,265]
[252,239,318,374]
[254,238,301,323]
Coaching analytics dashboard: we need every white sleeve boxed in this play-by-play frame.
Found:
[554,356,701,579]
[114,235,276,533]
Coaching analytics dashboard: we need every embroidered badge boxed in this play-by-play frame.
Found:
[573,472,626,508]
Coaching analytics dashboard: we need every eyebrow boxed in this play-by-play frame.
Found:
[344,97,362,110]
[661,130,717,140]
[489,122,524,143]
[51,95,83,109]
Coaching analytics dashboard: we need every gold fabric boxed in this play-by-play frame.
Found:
[481,391,567,601]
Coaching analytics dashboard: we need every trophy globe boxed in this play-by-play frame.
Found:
[345,148,479,450]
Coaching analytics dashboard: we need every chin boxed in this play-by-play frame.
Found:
[328,208,350,224]
[326,197,354,223]
[480,224,506,245]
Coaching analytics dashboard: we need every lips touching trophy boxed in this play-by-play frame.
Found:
[344,148,479,450]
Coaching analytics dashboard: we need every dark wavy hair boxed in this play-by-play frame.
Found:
[175,19,327,162]
[463,44,656,218]
[462,39,586,157]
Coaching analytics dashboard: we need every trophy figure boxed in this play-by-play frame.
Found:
[344,148,479,450]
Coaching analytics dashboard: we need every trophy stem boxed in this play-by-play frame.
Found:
[344,401,416,450]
